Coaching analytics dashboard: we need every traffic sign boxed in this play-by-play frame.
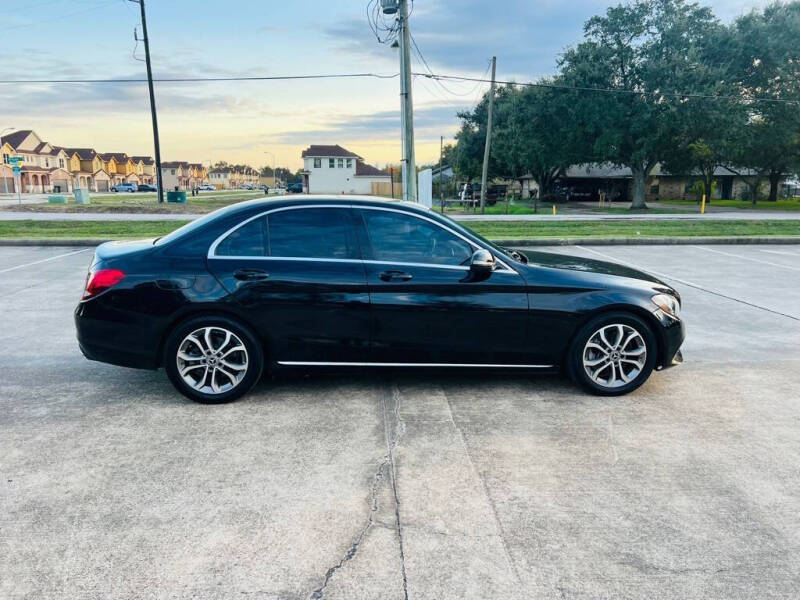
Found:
[12,166,21,174]
[8,156,23,165]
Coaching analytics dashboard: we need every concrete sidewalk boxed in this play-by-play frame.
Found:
[1,210,800,222]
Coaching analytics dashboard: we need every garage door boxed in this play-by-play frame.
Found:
[96,180,109,192]
[52,179,69,193]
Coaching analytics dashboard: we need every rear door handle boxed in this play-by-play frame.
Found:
[233,268,269,281]
[379,270,413,282]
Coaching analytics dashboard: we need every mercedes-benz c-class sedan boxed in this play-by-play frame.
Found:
[75,196,684,403]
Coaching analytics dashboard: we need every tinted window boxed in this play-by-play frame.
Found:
[268,208,356,259]
[361,210,473,266]
[216,217,267,256]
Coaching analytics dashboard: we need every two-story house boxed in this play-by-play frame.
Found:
[301,144,391,194]
[0,130,75,193]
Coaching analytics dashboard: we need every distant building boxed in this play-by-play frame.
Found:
[301,144,391,194]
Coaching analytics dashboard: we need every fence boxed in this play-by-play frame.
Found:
[371,181,401,197]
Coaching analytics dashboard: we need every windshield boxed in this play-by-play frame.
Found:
[154,204,242,246]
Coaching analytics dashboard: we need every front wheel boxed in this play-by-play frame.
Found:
[567,312,657,396]
[163,316,264,403]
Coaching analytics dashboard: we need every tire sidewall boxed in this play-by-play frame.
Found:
[568,311,657,396]
[163,315,264,404]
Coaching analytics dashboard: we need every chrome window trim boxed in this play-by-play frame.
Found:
[207,202,515,272]
[277,361,554,368]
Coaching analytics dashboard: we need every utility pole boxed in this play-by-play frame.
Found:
[131,0,165,203]
[439,135,444,213]
[479,56,497,214]
[397,0,417,203]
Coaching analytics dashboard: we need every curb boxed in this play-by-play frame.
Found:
[497,236,800,247]
[1,236,800,247]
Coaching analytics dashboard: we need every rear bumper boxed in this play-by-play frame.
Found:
[75,301,160,370]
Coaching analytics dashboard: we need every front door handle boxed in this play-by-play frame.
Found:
[379,270,413,282]
[233,268,269,281]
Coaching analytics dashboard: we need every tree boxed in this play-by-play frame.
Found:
[559,0,721,208]
[725,1,800,202]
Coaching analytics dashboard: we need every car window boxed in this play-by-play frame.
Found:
[267,208,357,259]
[215,217,267,256]
[361,210,473,266]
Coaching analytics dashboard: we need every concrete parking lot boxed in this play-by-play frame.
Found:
[1,244,799,600]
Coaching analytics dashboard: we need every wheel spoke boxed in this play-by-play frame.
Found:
[186,334,205,353]
[216,365,238,383]
[220,345,245,359]
[584,355,607,367]
[221,359,247,371]
[214,330,231,353]
[599,329,613,351]
[626,346,646,357]
[180,363,205,377]
[210,369,221,393]
[204,328,214,353]
[620,358,644,368]
[615,324,625,348]
[178,351,203,362]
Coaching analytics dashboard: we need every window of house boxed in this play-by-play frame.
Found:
[360,210,473,266]
[2,154,9,164]
[338,158,344,168]
[267,208,356,259]
[650,185,659,196]
[313,158,321,168]
[59,159,64,168]
[171,169,176,175]
[347,159,353,168]
[329,158,335,168]
[45,158,50,167]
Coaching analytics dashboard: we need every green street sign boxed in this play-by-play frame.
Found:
[8,156,23,165]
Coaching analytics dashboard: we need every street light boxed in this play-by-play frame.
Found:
[1,127,15,197]
[264,151,277,190]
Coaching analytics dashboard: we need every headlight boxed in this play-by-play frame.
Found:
[652,293,680,318]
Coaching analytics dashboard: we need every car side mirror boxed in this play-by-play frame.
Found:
[469,249,495,274]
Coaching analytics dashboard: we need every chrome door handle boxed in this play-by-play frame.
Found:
[379,270,413,282]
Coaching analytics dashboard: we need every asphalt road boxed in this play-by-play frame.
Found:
[1,244,799,599]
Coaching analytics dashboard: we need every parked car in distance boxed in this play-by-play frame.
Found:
[111,182,137,193]
[197,184,216,191]
[75,196,685,404]
[238,184,255,190]
[136,184,157,192]
[286,181,303,193]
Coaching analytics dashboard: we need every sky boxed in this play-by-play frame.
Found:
[0,0,773,171]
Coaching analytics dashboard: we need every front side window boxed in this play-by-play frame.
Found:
[313,158,321,168]
[361,210,473,266]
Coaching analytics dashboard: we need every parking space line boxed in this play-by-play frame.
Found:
[575,245,800,322]
[0,248,92,274]
[691,245,800,272]
[756,248,800,257]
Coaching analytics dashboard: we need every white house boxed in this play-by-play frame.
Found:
[301,144,391,194]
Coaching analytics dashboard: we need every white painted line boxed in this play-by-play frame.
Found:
[691,245,800,272]
[574,245,800,322]
[756,248,800,257]
[0,248,92,274]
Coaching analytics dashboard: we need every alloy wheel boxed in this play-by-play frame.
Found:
[176,327,249,395]
[582,323,647,389]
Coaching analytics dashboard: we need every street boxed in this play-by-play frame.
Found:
[1,244,799,599]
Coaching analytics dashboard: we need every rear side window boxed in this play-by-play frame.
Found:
[267,208,357,259]
[215,217,267,256]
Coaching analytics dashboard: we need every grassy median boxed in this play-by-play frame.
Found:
[1,218,800,241]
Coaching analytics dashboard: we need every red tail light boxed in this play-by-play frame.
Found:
[83,268,125,300]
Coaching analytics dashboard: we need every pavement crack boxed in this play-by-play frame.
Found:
[307,380,408,600]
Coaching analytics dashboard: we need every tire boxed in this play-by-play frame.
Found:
[163,315,264,404]
[567,311,657,396]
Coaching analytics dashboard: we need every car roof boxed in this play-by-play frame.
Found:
[218,194,432,217]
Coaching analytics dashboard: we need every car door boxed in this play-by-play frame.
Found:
[355,207,531,365]
[206,205,371,363]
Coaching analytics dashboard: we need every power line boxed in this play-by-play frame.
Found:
[0,73,400,84]
[2,69,798,106]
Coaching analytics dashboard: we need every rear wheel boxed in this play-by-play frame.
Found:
[163,315,263,403]
[567,312,656,396]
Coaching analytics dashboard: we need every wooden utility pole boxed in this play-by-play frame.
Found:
[479,56,496,214]
[132,0,165,203]
[398,0,417,202]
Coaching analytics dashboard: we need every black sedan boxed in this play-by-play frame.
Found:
[136,184,158,192]
[75,196,684,403]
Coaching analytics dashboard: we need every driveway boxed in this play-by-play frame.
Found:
[1,244,798,599]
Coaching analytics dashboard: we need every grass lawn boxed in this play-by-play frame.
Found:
[2,218,799,241]
[660,198,800,211]
[1,191,267,214]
